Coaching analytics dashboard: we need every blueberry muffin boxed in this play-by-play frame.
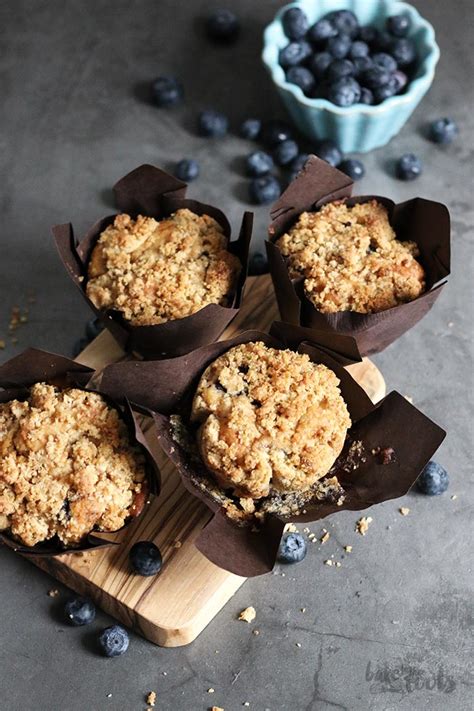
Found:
[191,342,351,499]
[86,209,241,326]
[276,200,425,313]
[0,383,146,547]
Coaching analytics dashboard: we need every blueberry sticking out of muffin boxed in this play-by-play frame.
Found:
[0,383,146,548]
[190,341,351,500]
[85,209,241,327]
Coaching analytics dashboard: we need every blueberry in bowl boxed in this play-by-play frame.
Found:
[262,0,440,152]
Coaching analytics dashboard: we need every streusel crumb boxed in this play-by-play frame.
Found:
[191,342,351,499]
[276,200,425,314]
[86,209,241,326]
[0,383,146,547]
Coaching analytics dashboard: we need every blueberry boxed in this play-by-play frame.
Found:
[151,76,183,107]
[327,33,352,59]
[373,76,400,103]
[328,76,361,107]
[396,153,422,180]
[174,158,199,182]
[353,55,373,78]
[390,38,416,67]
[281,7,309,40]
[289,153,310,181]
[393,70,408,92]
[129,541,163,576]
[327,58,355,82]
[373,30,393,51]
[206,9,240,43]
[198,109,229,137]
[387,14,411,38]
[309,51,333,78]
[349,41,369,59]
[359,87,374,104]
[286,66,315,94]
[249,251,268,276]
[325,10,359,38]
[85,318,103,342]
[339,158,365,180]
[358,25,377,44]
[307,18,338,44]
[246,150,274,177]
[315,140,342,167]
[277,532,307,564]
[279,40,312,68]
[239,118,261,140]
[64,597,96,626]
[72,337,88,358]
[429,117,459,144]
[273,139,299,167]
[261,120,293,147]
[363,65,391,89]
[98,625,129,657]
[416,461,449,496]
[248,176,281,205]
[372,52,398,73]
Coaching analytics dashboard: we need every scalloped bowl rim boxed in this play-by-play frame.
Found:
[262,0,440,115]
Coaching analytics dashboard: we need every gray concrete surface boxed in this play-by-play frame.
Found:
[0,1,472,709]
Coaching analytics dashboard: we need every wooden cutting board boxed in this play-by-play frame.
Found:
[30,275,386,647]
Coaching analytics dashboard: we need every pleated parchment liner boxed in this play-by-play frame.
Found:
[53,164,253,360]
[266,155,451,356]
[96,322,446,577]
[0,349,160,556]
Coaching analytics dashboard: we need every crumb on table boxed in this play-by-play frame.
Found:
[356,516,373,535]
[238,606,256,623]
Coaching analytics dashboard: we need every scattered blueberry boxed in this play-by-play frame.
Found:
[429,117,459,144]
[198,109,229,137]
[85,318,103,342]
[307,18,338,44]
[261,120,293,147]
[151,76,183,107]
[64,597,96,626]
[327,58,355,82]
[327,33,352,59]
[325,10,359,38]
[390,37,416,66]
[349,40,370,59]
[98,625,130,657]
[416,461,449,496]
[279,40,312,68]
[387,14,411,38]
[363,65,391,89]
[358,25,377,44]
[328,76,361,106]
[273,139,299,166]
[353,55,373,78]
[206,9,240,43]
[339,158,365,180]
[315,140,342,167]
[359,86,374,104]
[396,153,423,180]
[277,532,307,564]
[248,175,281,205]
[282,6,309,40]
[372,52,398,73]
[246,150,274,177]
[286,66,315,94]
[174,158,199,182]
[239,118,261,140]
[309,51,333,78]
[249,251,268,276]
[129,541,163,576]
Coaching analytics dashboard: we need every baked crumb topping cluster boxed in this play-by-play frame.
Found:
[86,209,241,326]
[276,199,425,314]
[0,383,146,547]
[191,342,351,500]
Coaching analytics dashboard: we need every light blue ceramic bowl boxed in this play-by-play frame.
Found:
[262,0,440,152]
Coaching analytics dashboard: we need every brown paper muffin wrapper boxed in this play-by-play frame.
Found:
[53,164,253,359]
[0,349,160,556]
[266,156,451,356]
[96,324,446,577]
